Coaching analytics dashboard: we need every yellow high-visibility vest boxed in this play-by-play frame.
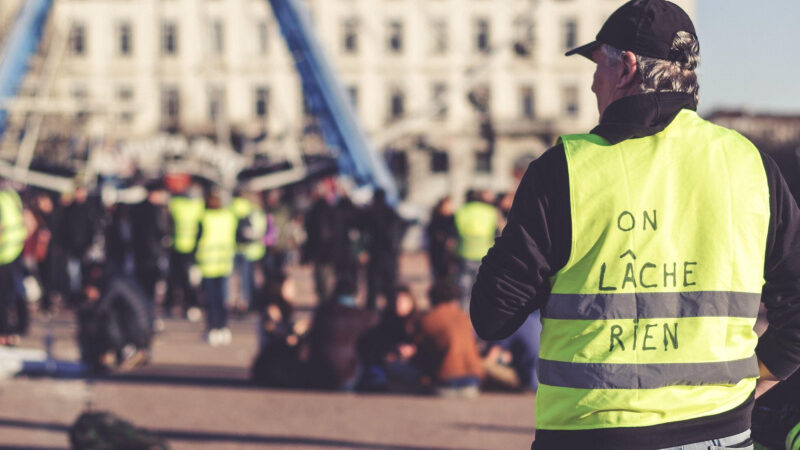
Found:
[0,189,27,265]
[168,196,205,254]
[245,209,267,262]
[195,208,237,278]
[536,109,769,430]
[455,201,497,261]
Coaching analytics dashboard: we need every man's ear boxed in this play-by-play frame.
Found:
[616,51,639,89]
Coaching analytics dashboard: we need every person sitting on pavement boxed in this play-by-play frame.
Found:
[358,285,420,391]
[76,261,152,373]
[304,277,378,390]
[251,273,310,388]
[413,281,484,397]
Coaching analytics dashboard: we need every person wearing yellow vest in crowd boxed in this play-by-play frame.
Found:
[0,185,30,345]
[471,1,800,449]
[196,188,238,347]
[165,182,205,320]
[454,189,498,311]
[231,191,264,313]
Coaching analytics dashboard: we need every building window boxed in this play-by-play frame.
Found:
[211,20,225,55]
[342,18,359,54]
[68,23,86,56]
[346,85,358,111]
[161,86,180,127]
[117,85,134,124]
[117,85,134,101]
[563,19,577,51]
[432,82,448,119]
[161,22,178,56]
[475,151,492,174]
[520,86,535,119]
[255,87,269,118]
[563,86,579,117]
[431,151,449,173]
[475,18,490,53]
[468,84,491,114]
[118,22,133,56]
[387,20,403,53]
[208,86,226,121]
[119,112,135,124]
[513,18,534,57]
[257,20,268,55]
[389,87,405,121]
[431,19,448,54]
[71,84,88,100]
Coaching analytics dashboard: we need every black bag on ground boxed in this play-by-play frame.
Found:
[69,411,169,450]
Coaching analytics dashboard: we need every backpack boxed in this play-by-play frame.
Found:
[69,411,169,450]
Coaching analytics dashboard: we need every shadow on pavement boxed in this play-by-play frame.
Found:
[154,430,463,449]
[452,422,534,434]
[0,447,66,450]
[0,417,463,450]
[0,417,69,433]
[89,363,254,390]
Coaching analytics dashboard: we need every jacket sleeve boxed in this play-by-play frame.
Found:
[757,152,800,379]
[470,145,571,340]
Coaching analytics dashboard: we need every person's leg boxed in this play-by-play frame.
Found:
[459,259,481,312]
[218,276,229,329]
[0,264,11,338]
[10,260,28,336]
[322,263,337,302]
[366,259,378,309]
[383,256,399,311]
[242,259,253,310]
[202,278,219,331]
[313,262,326,303]
[164,251,181,314]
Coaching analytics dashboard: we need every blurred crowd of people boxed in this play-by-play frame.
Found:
[0,174,540,396]
[254,183,540,396]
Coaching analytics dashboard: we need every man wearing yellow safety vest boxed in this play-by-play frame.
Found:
[231,191,267,312]
[165,182,204,319]
[471,1,800,448]
[196,188,239,347]
[0,185,29,344]
[454,190,498,311]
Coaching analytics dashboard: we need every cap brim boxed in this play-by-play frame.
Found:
[565,41,601,60]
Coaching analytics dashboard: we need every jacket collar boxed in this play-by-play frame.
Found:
[590,92,697,145]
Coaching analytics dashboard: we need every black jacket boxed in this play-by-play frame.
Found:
[471,92,800,449]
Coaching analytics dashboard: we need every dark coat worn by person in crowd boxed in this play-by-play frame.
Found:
[130,187,170,302]
[426,197,458,281]
[361,189,405,310]
[332,196,361,282]
[303,196,339,303]
[63,189,97,262]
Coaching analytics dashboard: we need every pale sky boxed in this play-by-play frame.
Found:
[696,0,800,114]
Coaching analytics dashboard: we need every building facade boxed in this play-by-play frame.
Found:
[4,0,695,204]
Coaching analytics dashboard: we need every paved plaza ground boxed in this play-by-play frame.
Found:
[0,255,537,449]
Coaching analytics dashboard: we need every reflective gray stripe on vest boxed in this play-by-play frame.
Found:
[538,355,759,390]
[543,292,760,320]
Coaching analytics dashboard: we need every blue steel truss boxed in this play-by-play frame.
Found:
[266,0,398,202]
[0,0,54,137]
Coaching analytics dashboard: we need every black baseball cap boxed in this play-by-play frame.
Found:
[565,0,696,62]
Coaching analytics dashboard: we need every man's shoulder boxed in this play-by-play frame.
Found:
[518,143,568,187]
